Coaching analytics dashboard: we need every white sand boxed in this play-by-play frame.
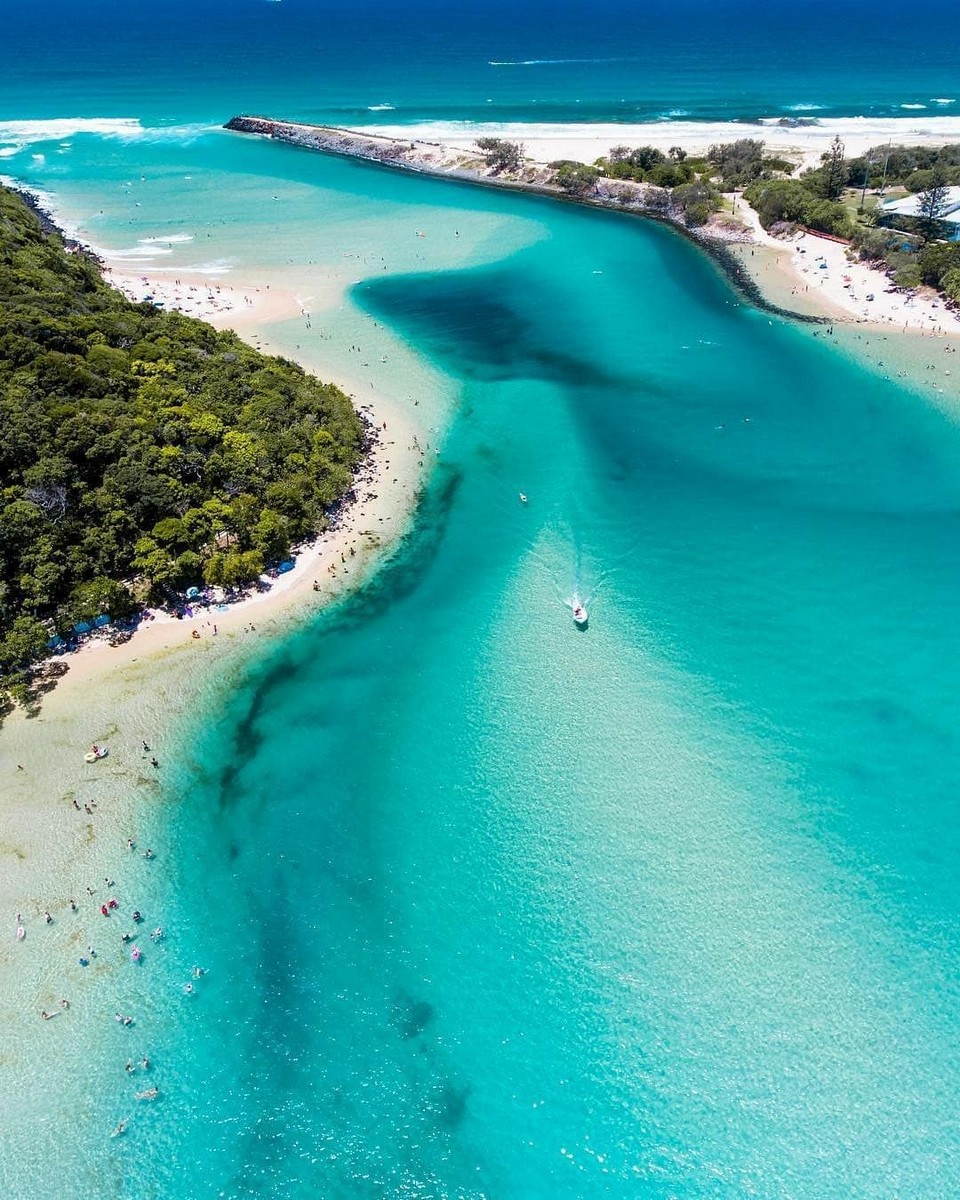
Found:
[726,201,960,335]
[103,267,301,325]
[350,115,960,337]
[2,119,958,1142]
[362,115,960,172]
[0,250,429,1141]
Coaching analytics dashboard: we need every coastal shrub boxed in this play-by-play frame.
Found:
[893,262,922,289]
[707,139,766,189]
[671,181,722,226]
[803,200,853,239]
[553,163,600,196]
[743,179,812,228]
[647,162,694,189]
[917,241,960,287]
[762,156,796,176]
[643,186,672,211]
[0,184,364,697]
[905,169,937,194]
[475,138,524,173]
[598,146,671,183]
[613,145,665,171]
[940,268,960,302]
[852,226,907,261]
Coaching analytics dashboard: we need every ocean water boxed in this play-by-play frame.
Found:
[2,0,960,128]
[3,7,960,1197]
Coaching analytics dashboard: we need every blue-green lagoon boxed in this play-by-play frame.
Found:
[3,125,960,1198]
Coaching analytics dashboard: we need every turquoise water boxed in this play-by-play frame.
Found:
[3,26,960,1197]
[3,0,960,125]
[135,205,960,1197]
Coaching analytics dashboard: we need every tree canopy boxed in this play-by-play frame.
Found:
[0,185,364,698]
[475,138,525,173]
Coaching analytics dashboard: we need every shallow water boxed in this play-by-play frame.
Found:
[59,190,960,1196]
[3,70,960,1200]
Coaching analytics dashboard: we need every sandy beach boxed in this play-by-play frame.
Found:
[722,202,960,336]
[3,112,960,1168]
[0,244,430,1143]
[361,114,960,174]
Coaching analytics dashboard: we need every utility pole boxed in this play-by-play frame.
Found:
[879,143,891,195]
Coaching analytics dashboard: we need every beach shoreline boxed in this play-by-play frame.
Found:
[4,103,960,1190]
[356,114,960,174]
[225,115,960,342]
[0,210,429,1164]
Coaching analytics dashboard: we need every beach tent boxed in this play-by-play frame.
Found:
[93,614,111,628]
[186,586,202,599]
[73,621,93,634]
[47,635,67,650]
[278,561,295,574]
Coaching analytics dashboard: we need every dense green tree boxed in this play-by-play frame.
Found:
[803,199,853,238]
[671,181,722,226]
[69,576,135,622]
[917,240,960,286]
[707,139,766,188]
[823,135,848,201]
[0,184,364,697]
[552,163,600,196]
[0,614,49,673]
[743,179,813,228]
[917,163,951,240]
[475,138,525,172]
[941,267,960,302]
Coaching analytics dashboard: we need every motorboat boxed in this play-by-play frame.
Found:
[572,602,588,627]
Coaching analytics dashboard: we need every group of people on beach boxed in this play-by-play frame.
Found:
[11,733,217,1136]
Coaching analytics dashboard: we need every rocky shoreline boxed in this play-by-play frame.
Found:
[224,115,826,325]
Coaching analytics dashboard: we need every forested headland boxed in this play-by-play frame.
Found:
[0,184,364,704]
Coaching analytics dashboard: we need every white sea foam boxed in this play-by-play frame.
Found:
[901,103,927,110]
[932,98,956,105]
[367,104,395,112]
[97,245,176,260]
[138,234,195,245]
[0,117,217,151]
[488,57,638,66]
[0,146,20,158]
[181,259,234,276]
[786,104,824,112]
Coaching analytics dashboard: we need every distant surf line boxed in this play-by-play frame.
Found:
[488,57,644,66]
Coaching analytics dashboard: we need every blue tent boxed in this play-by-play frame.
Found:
[47,635,66,650]
[278,560,295,574]
[73,621,92,634]
[93,614,111,628]
[186,586,201,599]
